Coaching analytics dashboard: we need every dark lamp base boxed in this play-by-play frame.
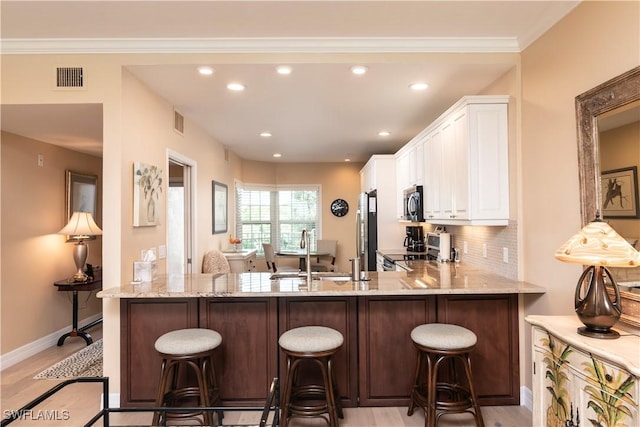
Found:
[577,326,620,340]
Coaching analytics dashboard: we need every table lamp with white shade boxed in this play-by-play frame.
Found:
[555,215,640,339]
[59,211,102,282]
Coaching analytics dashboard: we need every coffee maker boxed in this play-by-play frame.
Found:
[403,226,425,252]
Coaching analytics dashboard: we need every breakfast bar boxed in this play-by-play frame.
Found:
[99,263,545,409]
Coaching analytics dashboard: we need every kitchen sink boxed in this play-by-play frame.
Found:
[269,271,352,281]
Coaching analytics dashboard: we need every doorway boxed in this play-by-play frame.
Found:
[167,153,195,275]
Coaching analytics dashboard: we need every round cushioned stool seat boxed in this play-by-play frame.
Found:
[279,326,344,427]
[153,328,223,426]
[279,326,344,353]
[411,323,477,350]
[155,328,222,355]
[407,323,484,427]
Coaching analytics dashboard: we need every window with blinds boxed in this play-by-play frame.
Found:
[236,183,320,254]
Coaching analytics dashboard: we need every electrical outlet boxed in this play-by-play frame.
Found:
[37,154,44,167]
[463,241,468,254]
[482,243,487,258]
[503,247,509,263]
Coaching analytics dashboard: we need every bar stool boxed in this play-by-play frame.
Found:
[279,326,344,427]
[152,328,223,426]
[407,323,484,427]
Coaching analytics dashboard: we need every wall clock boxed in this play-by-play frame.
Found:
[330,199,349,217]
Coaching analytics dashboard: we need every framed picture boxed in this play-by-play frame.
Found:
[601,166,640,218]
[212,181,228,234]
[133,161,163,227]
[66,170,98,223]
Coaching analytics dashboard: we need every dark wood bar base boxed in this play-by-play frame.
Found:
[120,294,519,408]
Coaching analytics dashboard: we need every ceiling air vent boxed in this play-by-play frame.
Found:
[174,109,184,135]
[55,67,84,89]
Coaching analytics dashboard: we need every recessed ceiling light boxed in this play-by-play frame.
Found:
[409,82,429,91]
[378,131,391,137]
[260,132,272,138]
[273,153,282,158]
[227,82,246,91]
[197,66,214,76]
[351,65,368,75]
[344,158,351,162]
[276,66,292,75]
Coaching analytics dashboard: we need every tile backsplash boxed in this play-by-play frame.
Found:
[425,221,518,280]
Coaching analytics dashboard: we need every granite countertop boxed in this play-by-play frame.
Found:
[98,262,546,298]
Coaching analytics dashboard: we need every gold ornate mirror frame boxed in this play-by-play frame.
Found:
[575,66,640,327]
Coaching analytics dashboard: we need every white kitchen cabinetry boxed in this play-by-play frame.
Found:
[361,154,394,193]
[422,96,509,226]
[423,127,442,220]
[396,140,423,192]
[360,155,402,250]
[526,316,639,427]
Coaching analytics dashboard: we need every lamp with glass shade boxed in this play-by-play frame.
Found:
[555,215,640,339]
[58,212,102,282]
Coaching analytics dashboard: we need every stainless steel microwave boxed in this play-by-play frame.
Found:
[403,185,424,222]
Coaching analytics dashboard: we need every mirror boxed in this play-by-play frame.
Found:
[576,66,640,327]
[576,66,640,225]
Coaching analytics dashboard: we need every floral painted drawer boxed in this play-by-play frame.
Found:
[528,317,640,427]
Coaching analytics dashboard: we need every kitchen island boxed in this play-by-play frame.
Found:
[99,263,545,408]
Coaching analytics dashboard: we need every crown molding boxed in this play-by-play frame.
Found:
[0,37,521,54]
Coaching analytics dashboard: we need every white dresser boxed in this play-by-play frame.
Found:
[526,315,639,427]
[222,249,257,273]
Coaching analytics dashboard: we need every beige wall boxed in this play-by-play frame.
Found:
[1,131,103,352]
[520,0,639,388]
[242,160,364,272]
[600,121,640,239]
[1,0,638,399]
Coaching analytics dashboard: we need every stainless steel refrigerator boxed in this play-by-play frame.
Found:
[357,190,378,271]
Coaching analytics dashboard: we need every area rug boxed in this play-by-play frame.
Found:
[34,339,102,379]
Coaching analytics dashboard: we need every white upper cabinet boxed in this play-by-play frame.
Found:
[395,140,423,189]
[419,95,510,226]
[360,154,396,194]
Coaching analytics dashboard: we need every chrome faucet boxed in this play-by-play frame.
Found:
[300,229,312,282]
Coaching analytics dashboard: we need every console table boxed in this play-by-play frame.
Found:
[54,277,102,346]
[526,315,639,426]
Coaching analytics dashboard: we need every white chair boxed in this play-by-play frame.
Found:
[202,249,231,274]
[311,240,337,272]
[262,243,297,273]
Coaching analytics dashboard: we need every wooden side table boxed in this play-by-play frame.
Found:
[54,277,102,346]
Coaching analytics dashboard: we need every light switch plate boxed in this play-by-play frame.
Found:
[159,245,167,259]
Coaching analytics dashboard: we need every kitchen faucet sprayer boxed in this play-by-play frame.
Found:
[301,229,312,282]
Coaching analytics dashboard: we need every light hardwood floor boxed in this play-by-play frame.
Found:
[1,325,532,426]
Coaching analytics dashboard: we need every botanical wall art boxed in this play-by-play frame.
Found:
[133,161,163,227]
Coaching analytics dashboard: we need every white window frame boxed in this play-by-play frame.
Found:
[235,181,322,255]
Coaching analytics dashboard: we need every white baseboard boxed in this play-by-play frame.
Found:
[521,386,533,412]
[109,393,120,409]
[98,393,121,409]
[0,313,102,371]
